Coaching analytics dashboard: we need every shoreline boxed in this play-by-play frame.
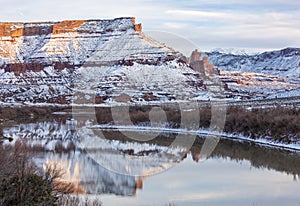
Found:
[0,95,299,107]
[1,101,299,153]
[88,124,300,153]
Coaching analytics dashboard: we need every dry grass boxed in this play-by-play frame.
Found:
[224,106,300,143]
[94,104,299,143]
[1,104,299,145]
[0,106,70,123]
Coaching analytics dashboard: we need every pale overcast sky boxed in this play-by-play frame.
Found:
[0,0,299,53]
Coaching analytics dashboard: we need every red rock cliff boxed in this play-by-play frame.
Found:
[0,18,141,37]
[52,20,86,34]
[0,17,143,75]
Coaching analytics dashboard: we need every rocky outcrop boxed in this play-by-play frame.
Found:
[4,62,46,74]
[190,49,201,62]
[134,24,142,32]
[188,49,219,75]
[52,20,85,34]
[0,23,23,37]
[0,23,53,37]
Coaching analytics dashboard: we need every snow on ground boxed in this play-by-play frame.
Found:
[3,119,300,156]
[89,124,300,152]
[3,120,185,177]
[205,48,300,80]
[220,70,300,100]
[0,18,299,104]
[0,17,212,104]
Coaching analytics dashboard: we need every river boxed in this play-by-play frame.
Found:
[2,113,300,206]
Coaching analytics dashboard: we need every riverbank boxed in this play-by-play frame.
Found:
[88,124,300,152]
[0,102,299,151]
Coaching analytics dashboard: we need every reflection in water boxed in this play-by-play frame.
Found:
[42,152,139,196]
[211,139,300,178]
[2,116,300,205]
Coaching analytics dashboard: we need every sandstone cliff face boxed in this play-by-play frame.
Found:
[134,24,142,32]
[189,49,219,75]
[0,17,209,104]
[0,17,150,75]
[0,22,53,37]
[190,49,201,62]
[52,20,85,35]
[0,18,142,37]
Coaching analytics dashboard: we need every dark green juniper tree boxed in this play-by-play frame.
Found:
[0,141,58,206]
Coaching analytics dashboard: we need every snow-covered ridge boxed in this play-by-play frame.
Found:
[0,17,144,67]
[205,47,300,79]
[210,48,250,55]
[0,18,216,104]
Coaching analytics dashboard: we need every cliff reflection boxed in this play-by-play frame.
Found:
[2,118,300,196]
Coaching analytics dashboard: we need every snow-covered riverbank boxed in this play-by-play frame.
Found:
[90,124,300,152]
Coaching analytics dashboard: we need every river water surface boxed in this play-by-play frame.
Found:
[2,114,300,206]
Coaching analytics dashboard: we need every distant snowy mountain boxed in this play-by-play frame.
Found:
[202,48,300,100]
[210,48,250,56]
[205,48,300,79]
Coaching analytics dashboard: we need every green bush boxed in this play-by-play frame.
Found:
[0,142,103,206]
[0,173,57,206]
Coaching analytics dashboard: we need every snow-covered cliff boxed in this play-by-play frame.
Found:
[0,18,212,104]
[0,17,298,104]
[0,18,144,68]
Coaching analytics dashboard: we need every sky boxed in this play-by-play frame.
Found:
[1,0,300,53]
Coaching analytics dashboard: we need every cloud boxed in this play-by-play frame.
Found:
[163,22,187,29]
[165,9,300,28]
[0,0,299,51]
[161,7,300,51]
[166,10,235,20]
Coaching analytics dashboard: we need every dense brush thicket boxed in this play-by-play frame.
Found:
[0,142,102,206]
[94,104,299,143]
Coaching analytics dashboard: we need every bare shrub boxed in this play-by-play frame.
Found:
[0,141,101,206]
[225,106,300,143]
[57,196,102,206]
